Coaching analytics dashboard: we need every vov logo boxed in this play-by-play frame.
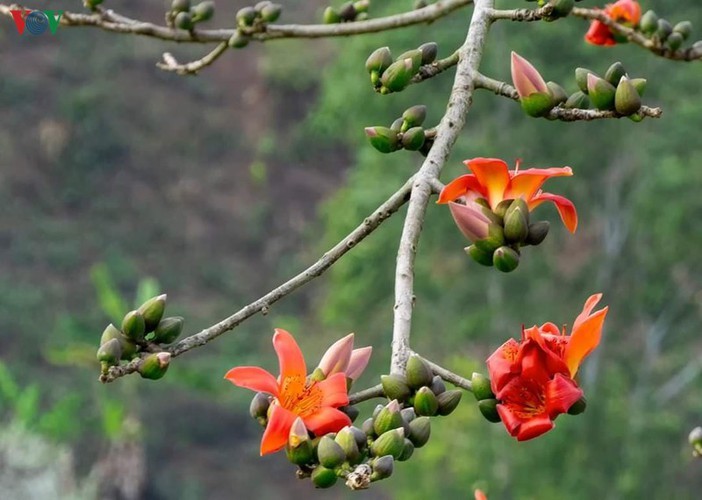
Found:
[10,9,64,35]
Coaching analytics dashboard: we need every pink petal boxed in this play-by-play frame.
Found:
[223,366,279,397]
[317,372,350,408]
[260,404,297,455]
[448,202,491,242]
[303,407,352,436]
[317,333,354,377]
[273,328,307,381]
[346,346,372,380]
[511,51,548,98]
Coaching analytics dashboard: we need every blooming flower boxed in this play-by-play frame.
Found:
[475,489,488,500]
[486,294,608,441]
[585,0,642,46]
[438,157,578,234]
[316,332,372,381]
[224,329,353,455]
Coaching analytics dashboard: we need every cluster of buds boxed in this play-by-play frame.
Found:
[323,1,370,24]
[167,0,215,30]
[365,42,438,94]
[470,373,501,423]
[639,11,699,53]
[96,294,183,380]
[364,105,434,156]
[228,2,282,48]
[83,0,104,10]
[572,62,646,119]
[690,427,702,458]
[525,0,583,21]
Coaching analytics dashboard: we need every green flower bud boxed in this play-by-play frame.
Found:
[249,392,270,424]
[630,78,647,97]
[365,47,393,74]
[418,42,438,65]
[100,324,137,360]
[673,21,693,41]
[121,310,146,342]
[503,198,529,243]
[406,355,433,389]
[396,49,423,73]
[667,32,684,51]
[349,426,367,449]
[587,74,616,111]
[171,0,191,13]
[478,398,501,423]
[628,112,644,123]
[493,246,520,273]
[339,2,357,22]
[575,67,596,94]
[567,396,587,415]
[138,294,167,333]
[372,404,384,419]
[546,81,568,105]
[390,118,404,132]
[689,427,702,451]
[437,389,462,416]
[548,0,574,18]
[260,3,282,23]
[354,0,370,14]
[564,91,590,109]
[362,417,375,437]
[520,92,555,117]
[174,11,193,30]
[408,416,431,447]
[429,375,446,395]
[470,372,495,401]
[138,352,171,380]
[381,374,411,401]
[192,1,215,23]
[335,427,361,464]
[640,10,658,35]
[96,338,122,365]
[414,386,439,416]
[525,220,550,246]
[657,19,673,42]
[374,400,404,435]
[236,6,257,27]
[604,62,627,87]
[493,199,513,218]
[365,127,399,154]
[370,428,405,459]
[323,6,341,24]
[286,418,313,465]
[371,455,394,481]
[317,435,346,468]
[153,316,184,344]
[85,0,104,7]
[614,77,641,116]
[467,244,494,267]
[401,105,427,128]
[228,30,250,49]
[401,127,426,151]
[398,438,414,461]
[254,1,272,12]
[311,466,337,488]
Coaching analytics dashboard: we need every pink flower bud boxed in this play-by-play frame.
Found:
[318,333,354,376]
[346,346,372,380]
[448,201,491,242]
[510,51,548,99]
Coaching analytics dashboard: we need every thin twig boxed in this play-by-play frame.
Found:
[156,42,228,75]
[390,0,496,376]
[488,4,554,22]
[414,354,473,392]
[411,50,460,84]
[348,384,385,405]
[100,178,415,382]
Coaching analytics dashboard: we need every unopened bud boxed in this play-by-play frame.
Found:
[260,3,282,23]
[520,92,555,117]
[236,6,257,27]
[349,426,367,449]
[381,374,411,401]
[503,198,529,243]
[401,127,426,151]
[171,0,191,13]
[317,435,346,468]
[249,392,270,423]
[374,400,404,435]
[336,427,361,464]
[191,1,215,23]
[689,427,702,451]
[640,10,658,35]
[354,0,370,14]
[575,67,596,94]
[396,49,423,73]
[478,398,501,423]
[371,455,394,481]
[338,2,357,22]
[100,324,137,360]
[370,428,405,459]
[470,372,494,401]
[587,74,616,110]
[398,438,414,461]
[323,6,341,24]
[153,316,184,344]
[401,407,416,423]
[122,311,146,342]
[467,244,494,267]
[380,58,416,93]
[401,104,427,128]
[407,416,431,447]
[604,62,627,87]
[365,126,399,154]
[174,11,193,30]
[673,21,692,41]
[546,81,568,105]
[390,118,404,132]
[228,30,250,48]
[567,396,587,415]
[138,294,167,333]
[614,77,641,116]
[366,47,393,74]
[418,42,438,65]
[429,375,446,395]
[414,386,439,416]
[286,417,313,465]
[362,417,375,437]
[656,19,673,42]
[548,0,574,18]
[525,221,550,246]
[96,338,122,365]
[138,352,171,380]
[630,78,647,97]
[564,91,590,109]
[406,355,433,389]
[437,389,462,416]
[493,246,520,273]
[311,466,337,488]
[667,32,684,51]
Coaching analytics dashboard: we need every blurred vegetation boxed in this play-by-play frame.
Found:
[1,0,701,498]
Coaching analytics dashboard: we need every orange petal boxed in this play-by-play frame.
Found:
[475,490,488,500]
[464,158,510,208]
[528,192,578,233]
[260,403,297,455]
[507,167,573,201]
[317,372,350,408]
[564,306,608,377]
[223,366,279,397]
[273,328,307,381]
[437,174,484,204]
[572,293,603,331]
[303,407,351,436]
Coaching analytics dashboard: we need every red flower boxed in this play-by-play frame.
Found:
[486,294,608,441]
[438,157,578,233]
[224,329,352,455]
[585,0,642,46]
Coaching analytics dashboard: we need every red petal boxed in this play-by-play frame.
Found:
[223,366,279,397]
[496,403,523,437]
[317,372,350,408]
[546,374,583,417]
[260,404,297,455]
[528,192,578,233]
[516,340,566,387]
[273,328,307,381]
[303,407,352,436]
[507,167,573,201]
[585,20,616,46]
[486,338,521,395]
[465,158,511,208]
[565,306,608,377]
[515,415,555,441]
[437,174,484,204]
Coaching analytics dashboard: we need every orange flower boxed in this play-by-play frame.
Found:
[475,489,488,500]
[438,157,578,233]
[224,329,352,455]
[585,0,642,46]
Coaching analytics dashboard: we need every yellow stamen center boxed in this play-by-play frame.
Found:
[278,375,323,418]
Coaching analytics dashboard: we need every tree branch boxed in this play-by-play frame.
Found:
[413,353,473,392]
[348,384,385,405]
[156,42,228,75]
[411,50,460,84]
[488,4,554,22]
[390,0,495,376]
[100,177,415,383]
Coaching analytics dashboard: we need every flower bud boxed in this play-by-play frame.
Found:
[122,311,146,342]
[673,21,692,41]
[138,294,167,333]
[401,127,426,151]
[418,42,438,65]
[396,49,423,73]
[153,316,184,344]
[470,372,494,401]
[365,47,393,74]
[336,427,361,464]
[362,417,375,437]
[657,19,673,42]
[548,0,574,18]
[374,400,404,435]
[567,395,587,415]
[380,58,416,93]
[371,455,394,480]
[408,416,431,447]
[493,246,520,273]
[493,199,513,218]
[429,375,446,395]
[503,198,529,243]
[629,78,647,97]
[667,32,684,51]
[564,91,590,109]
[236,7,257,27]
[467,244,494,267]
[286,417,313,465]
[401,406,416,422]
[191,1,215,23]
[575,67,596,94]
[614,77,641,116]
[370,428,405,459]
[437,389,462,416]
[372,404,384,419]
[249,392,270,424]
[520,92,555,118]
[546,81,568,105]
[260,3,282,23]
[604,62,627,87]
[365,126,399,154]
[587,74,616,111]
[348,426,367,449]
[414,386,439,416]
[525,220,550,246]
[398,438,414,461]
[381,374,411,401]
[311,466,337,488]
[473,223,505,256]
[174,11,193,30]
[354,0,369,13]
[254,1,272,11]
[97,338,122,365]
[689,427,702,454]
[323,6,341,24]
[228,30,250,49]
[171,0,191,13]
[406,355,433,389]
[138,352,171,380]
[100,324,137,360]
[339,2,357,22]
[640,10,658,35]
[478,398,501,423]
[390,118,404,132]
[317,435,346,468]
[401,105,427,128]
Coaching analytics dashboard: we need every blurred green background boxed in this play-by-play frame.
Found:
[1,0,701,498]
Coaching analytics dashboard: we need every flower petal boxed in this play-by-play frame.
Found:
[317,333,354,377]
[507,167,573,201]
[437,174,484,204]
[448,202,491,242]
[317,372,350,408]
[486,338,521,395]
[303,407,352,436]
[346,346,372,380]
[223,366,280,397]
[545,373,583,417]
[585,20,616,46]
[273,328,307,381]
[510,51,549,98]
[564,306,608,377]
[515,415,555,441]
[528,192,578,233]
[260,404,297,455]
[465,158,511,208]
[496,403,522,437]
[572,293,603,332]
